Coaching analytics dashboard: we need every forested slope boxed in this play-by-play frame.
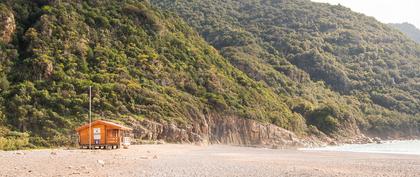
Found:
[0,0,304,149]
[152,0,420,137]
[1,0,419,150]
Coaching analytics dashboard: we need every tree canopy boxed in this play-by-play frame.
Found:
[0,0,419,149]
[152,0,420,138]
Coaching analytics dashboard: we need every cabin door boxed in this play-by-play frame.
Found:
[106,129,119,144]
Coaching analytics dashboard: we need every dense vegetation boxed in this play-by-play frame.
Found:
[0,0,419,150]
[152,0,420,137]
[390,23,420,44]
[0,0,306,150]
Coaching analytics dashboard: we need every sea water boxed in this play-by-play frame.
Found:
[301,140,420,155]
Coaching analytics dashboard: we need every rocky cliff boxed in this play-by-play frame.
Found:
[0,5,15,43]
[131,113,333,148]
[151,0,420,142]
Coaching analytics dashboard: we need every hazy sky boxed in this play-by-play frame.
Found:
[311,0,420,28]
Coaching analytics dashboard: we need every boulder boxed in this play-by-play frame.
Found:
[97,160,105,167]
[15,152,24,155]
[373,137,382,144]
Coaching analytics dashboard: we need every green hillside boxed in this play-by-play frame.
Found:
[0,0,306,150]
[151,0,420,136]
[0,0,419,150]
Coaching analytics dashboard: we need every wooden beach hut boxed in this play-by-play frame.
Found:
[76,120,133,149]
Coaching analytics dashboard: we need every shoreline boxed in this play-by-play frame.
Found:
[1,144,419,177]
[300,139,420,156]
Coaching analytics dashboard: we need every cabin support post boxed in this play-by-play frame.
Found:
[104,125,107,146]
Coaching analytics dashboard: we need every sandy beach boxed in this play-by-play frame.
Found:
[0,144,419,177]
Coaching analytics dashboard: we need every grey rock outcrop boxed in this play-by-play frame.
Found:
[130,113,317,148]
[0,5,15,43]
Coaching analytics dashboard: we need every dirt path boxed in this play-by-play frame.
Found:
[0,144,419,177]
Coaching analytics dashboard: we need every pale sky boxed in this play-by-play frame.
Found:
[311,0,420,28]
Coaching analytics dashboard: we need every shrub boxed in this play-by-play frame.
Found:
[205,93,228,111]
[0,131,31,150]
[307,106,339,134]
[41,5,52,13]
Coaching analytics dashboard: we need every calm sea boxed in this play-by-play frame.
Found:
[301,140,420,155]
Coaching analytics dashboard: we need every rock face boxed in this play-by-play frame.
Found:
[130,112,417,148]
[0,6,15,43]
[131,113,323,148]
[207,113,303,147]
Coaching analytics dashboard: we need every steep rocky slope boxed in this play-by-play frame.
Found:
[152,0,420,138]
[0,0,316,150]
[0,0,419,150]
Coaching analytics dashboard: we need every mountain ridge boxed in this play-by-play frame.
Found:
[0,0,419,150]
[389,22,420,43]
[151,0,420,138]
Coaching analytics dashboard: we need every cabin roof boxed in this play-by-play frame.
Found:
[75,120,133,131]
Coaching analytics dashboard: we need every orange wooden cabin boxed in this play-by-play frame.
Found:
[76,120,133,149]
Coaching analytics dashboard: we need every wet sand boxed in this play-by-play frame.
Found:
[0,144,419,177]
